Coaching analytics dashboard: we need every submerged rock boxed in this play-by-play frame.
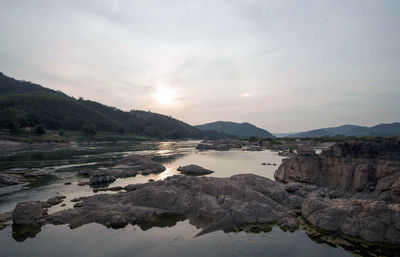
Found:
[177,164,214,176]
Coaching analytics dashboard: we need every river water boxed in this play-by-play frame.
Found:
[0,141,391,256]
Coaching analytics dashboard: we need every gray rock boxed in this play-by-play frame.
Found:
[301,196,400,244]
[110,215,128,228]
[275,140,400,197]
[177,164,214,176]
[47,196,66,205]
[80,155,166,181]
[285,182,302,193]
[73,202,83,208]
[44,174,302,234]
[12,201,48,226]
[89,173,116,185]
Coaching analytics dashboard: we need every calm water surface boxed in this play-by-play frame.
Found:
[0,141,382,256]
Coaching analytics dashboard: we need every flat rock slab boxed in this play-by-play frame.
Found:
[177,164,214,176]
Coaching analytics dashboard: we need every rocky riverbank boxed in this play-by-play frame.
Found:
[3,139,400,251]
[275,139,400,244]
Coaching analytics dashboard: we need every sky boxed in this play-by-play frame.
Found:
[0,0,399,133]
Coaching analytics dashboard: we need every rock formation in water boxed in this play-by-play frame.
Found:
[275,139,400,244]
[78,154,166,185]
[177,164,214,175]
[12,174,304,240]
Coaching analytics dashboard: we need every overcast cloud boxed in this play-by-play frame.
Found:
[0,0,399,132]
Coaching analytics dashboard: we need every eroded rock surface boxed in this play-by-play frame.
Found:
[275,139,400,244]
[78,154,166,185]
[177,164,214,176]
[275,139,400,196]
[14,174,304,235]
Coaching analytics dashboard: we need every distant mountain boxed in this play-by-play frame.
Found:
[0,72,219,139]
[273,132,298,138]
[195,121,274,138]
[288,123,400,138]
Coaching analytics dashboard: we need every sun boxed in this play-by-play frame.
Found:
[153,87,176,105]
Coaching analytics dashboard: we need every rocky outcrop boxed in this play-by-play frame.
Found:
[275,139,400,197]
[13,174,304,236]
[302,195,400,244]
[177,164,214,176]
[275,139,400,244]
[78,154,166,185]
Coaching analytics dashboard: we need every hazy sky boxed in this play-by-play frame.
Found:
[1,0,399,132]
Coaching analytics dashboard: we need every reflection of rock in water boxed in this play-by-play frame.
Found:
[300,218,400,257]
[12,224,42,242]
[136,214,186,231]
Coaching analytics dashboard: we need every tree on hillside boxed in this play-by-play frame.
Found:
[82,123,97,137]
[32,123,46,135]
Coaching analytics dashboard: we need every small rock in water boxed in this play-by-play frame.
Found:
[47,196,66,206]
[64,182,71,185]
[177,164,214,176]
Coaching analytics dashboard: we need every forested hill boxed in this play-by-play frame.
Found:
[287,123,400,138]
[195,121,275,138]
[0,72,220,139]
